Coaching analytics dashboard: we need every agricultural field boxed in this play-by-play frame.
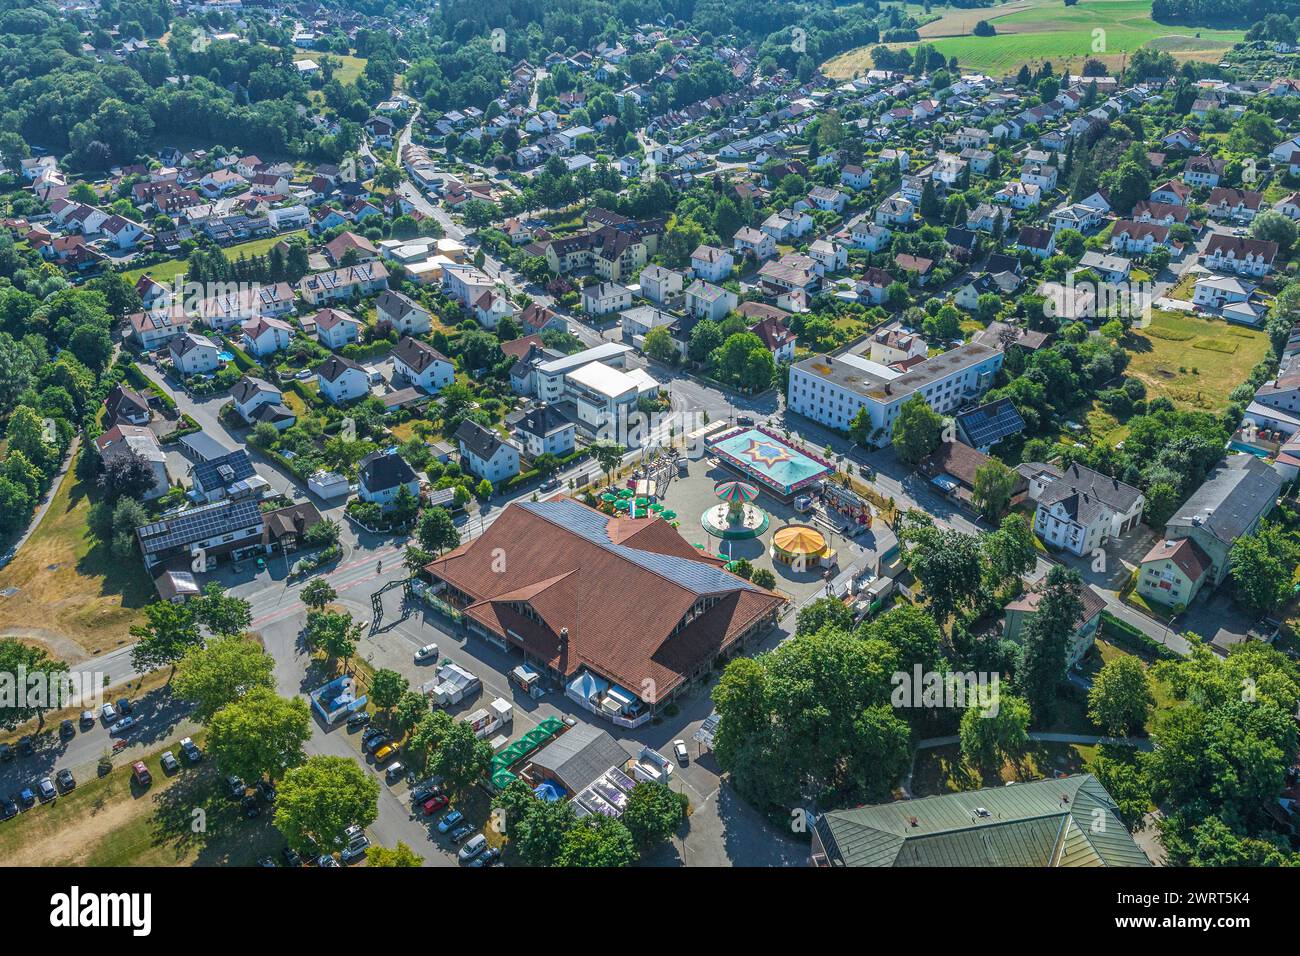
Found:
[824,0,1245,78]
[1124,309,1269,413]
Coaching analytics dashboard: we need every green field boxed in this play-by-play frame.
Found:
[1125,310,1269,413]
[122,230,307,285]
[825,0,1245,77]
[295,53,368,85]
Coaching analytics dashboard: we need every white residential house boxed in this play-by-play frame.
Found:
[690,245,734,283]
[357,449,421,510]
[582,281,633,316]
[455,420,521,485]
[840,164,872,190]
[1025,462,1145,558]
[514,405,576,459]
[876,197,914,227]
[316,354,370,404]
[1192,274,1255,309]
[169,333,220,376]
[684,280,738,321]
[94,425,170,501]
[240,316,293,357]
[732,226,776,261]
[312,308,362,350]
[1109,220,1168,255]
[639,265,684,305]
[391,336,454,393]
[761,208,814,241]
[850,219,891,252]
[1202,235,1277,277]
[230,376,284,424]
[808,239,848,275]
[375,289,433,335]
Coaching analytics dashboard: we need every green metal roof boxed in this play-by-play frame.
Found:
[815,774,1151,868]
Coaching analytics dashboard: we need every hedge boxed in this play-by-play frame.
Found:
[1100,611,1181,661]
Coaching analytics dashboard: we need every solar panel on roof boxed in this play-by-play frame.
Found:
[520,499,761,595]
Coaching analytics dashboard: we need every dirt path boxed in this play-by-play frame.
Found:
[1,628,92,663]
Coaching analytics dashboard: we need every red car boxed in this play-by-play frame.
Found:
[422,794,449,815]
[132,761,152,786]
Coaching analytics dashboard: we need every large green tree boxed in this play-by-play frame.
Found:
[275,755,380,854]
[891,393,943,466]
[172,636,276,723]
[207,689,311,784]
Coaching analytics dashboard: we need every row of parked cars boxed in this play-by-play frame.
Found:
[410,780,500,866]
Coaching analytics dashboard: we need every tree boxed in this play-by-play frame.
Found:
[621,782,687,852]
[898,514,984,628]
[407,709,454,775]
[370,668,409,712]
[392,690,428,733]
[367,842,423,867]
[891,393,943,466]
[208,689,311,784]
[301,578,337,612]
[751,568,776,589]
[191,582,251,638]
[129,601,202,676]
[643,325,677,364]
[1087,656,1154,736]
[0,639,69,729]
[795,596,855,637]
[97,447,158,501]
[1018,565,1084,720]
[589,441,626,488]
[431,718,492,796]
[305,609,365,672]
[557,816,638,867]
[514,798,578,865]
[275,755,380,854]
[971,458,1017,519]
[1229,522,1297,614]
[0,478,31,537]
[982,513,1037,592]
[1250,209,1296,253]
[417,506,460,556]
[172,636,276,723]
[959,692,1030,770]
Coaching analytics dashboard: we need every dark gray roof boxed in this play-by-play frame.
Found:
[358,448,417,492]
[231,375,279,404]
[1166,454,1282,545]
[529,723,630,794]
[391,335,450,374]
[191,449,255,492]
[455,419,510,461]
[104,383,150,420]
[317,353,367,383]
[1038,462,1142,515]
[515,404,573,439]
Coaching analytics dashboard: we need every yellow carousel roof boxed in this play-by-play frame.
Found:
[773,524,827,556]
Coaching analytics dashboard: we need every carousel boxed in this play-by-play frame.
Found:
[771,523,836,569]
[700,479,770,540]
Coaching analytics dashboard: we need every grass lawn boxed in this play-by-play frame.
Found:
[0,735,283,866]
[0,453,154,657]
[823,0,1245,77]
[1124,309,1268,413]
[911,740,1094,797]
[1165,272,1197,302]
[122,230,307,285]
[296,53,368,85]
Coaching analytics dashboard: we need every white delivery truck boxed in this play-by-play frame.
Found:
[422,662,481,707]
[462,698,513,739]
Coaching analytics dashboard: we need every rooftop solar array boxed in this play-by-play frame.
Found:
[955,398,1025,448]
[521,499,760,596]
[137,498,263,555]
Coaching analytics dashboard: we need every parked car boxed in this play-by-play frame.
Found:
[540,477,559,492]
[180,737,202,763]
[18,787,35,808]
[1,796,17,819]
[55,769,75,792]
[363,731,391,755]
[282,846,302,867]
[256,780,277,804]
[0,743,12,762]
[346,711,371,730]
[385,762,405,783]
[458,833,488,862]
[317,854,340,868]
[415,642,439,662]
[37,777,56,801]
[674,739,689,765]
[116,697,133,715]
[257,856,276,868]
[372,743,398,764]
[100,702,117,723]
[59,719,75,739]
[422,794,450,815]
[110,715,137,736]
[226,775,246,798]
[80,709,100,728]
[436,808,463,832]
[132,762,151,786]
[411,784,441,805]
[17,736,33,756]
[449,822,474,843]
[241,795,261,819]
[341,836,370,863]
[468,845,501,867]
[160,751,180,774]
